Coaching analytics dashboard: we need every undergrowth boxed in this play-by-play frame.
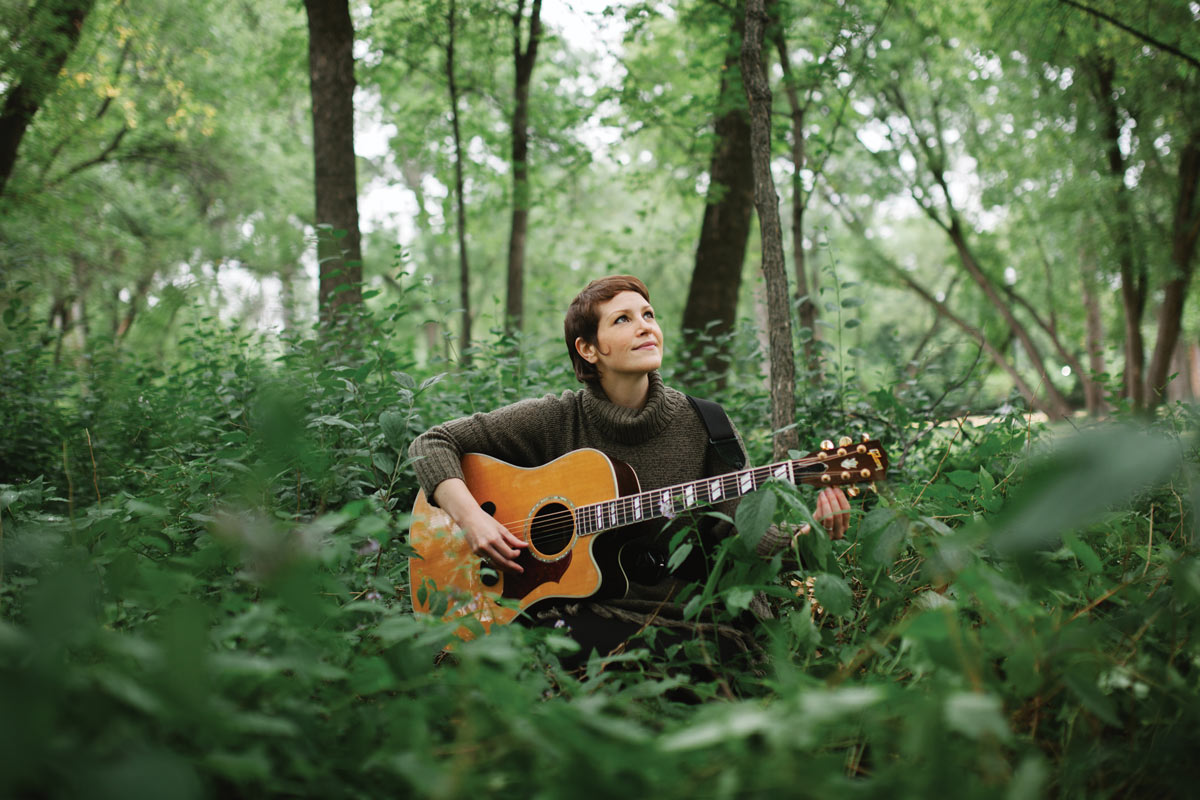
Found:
[1,290,1198,799]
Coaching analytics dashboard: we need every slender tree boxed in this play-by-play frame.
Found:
[680,0,755,382]
[445,0,473,364]
[0,0,97,197]
[304,0,363,325]
[1146,129,1200,406]
[743,0,798,460]
[504,0,542,336]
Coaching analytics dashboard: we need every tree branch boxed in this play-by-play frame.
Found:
[1058,0,1200,72]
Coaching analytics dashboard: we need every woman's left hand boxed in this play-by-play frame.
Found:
[806,487,851,540]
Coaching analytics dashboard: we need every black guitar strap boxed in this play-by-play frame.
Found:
[686,395,746,471]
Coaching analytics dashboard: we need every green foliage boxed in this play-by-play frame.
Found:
[2,309,1199,798]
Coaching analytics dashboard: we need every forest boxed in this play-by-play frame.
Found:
[1,0,1199,797]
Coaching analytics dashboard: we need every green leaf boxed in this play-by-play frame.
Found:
[372,451,395,476]
[812,573,853,617]
[1062,532,1103,573]
[788,609,822,652]
[947,470,977,489]
[725,587,755,614]
[667,542,694,573]
[991,425,1182,556]
[379,411,408,453]
[735,488,776,551]
[310,414,360,432]
[859,507,910,567]
[1064,673,1122,727]
[944,692,1010,741]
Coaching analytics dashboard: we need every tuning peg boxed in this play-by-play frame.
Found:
[856,443,868,454]
[860,468,871,479]
[861,433,871,442]
[840,470,851,481]
[821,439,835,450]
[869,482,878,493]
[846,486,860,498]
[838,436,853,447]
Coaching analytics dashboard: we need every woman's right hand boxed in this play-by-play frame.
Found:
[432,478,528,573]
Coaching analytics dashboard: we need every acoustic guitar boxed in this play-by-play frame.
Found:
[409,435,888,639]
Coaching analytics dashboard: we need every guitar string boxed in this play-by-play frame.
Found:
[493,457,848,547]
[483,455,864,552]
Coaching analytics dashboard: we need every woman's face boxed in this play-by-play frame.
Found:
[576,290,663,378]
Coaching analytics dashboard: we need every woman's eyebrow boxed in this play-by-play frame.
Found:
[606,303,652,320]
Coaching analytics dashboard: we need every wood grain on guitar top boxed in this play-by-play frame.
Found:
[409,448,639,637]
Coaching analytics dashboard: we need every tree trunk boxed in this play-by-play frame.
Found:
[304,0,363,326]
[0,0,96,197]
[1146,130,1200,406]
[681,1,754,383]
[742,0,798,460]
[446,0,472,365]
[1090,59,1146,408]
[115,270,155,340]
[771,20,820,377]
[505,0,542,337]
[1079,245,1108,416]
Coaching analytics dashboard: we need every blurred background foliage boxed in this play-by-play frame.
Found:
[3,0,1200,797]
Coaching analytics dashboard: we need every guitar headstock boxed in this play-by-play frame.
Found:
[802,434,889,495]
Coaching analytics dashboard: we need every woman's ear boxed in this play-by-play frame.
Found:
[575,337,598,364]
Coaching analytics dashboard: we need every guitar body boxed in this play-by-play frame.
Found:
[408,437,887,640]
[409,448,641,637]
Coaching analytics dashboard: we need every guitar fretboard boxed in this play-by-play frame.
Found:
[574,458,826,537]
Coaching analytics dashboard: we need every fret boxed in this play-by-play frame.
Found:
[578,459,823,537]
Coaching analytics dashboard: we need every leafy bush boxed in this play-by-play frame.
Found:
[1,303,1198,798]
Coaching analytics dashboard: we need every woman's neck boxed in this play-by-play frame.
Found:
[599,372,651,409]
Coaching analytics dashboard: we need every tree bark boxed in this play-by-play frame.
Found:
[504,0,542,337]
[1090,59,1146,408]
[771,19,820,377]
[304,0,363,326]
[1079,245,1108,416]
[743,0,798,460]
[0,0,97,197]
[1146,130,1200,406]
[681,1,755,383]
[446,0,472,365]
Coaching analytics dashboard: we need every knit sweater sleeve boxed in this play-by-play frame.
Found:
[408,391,581,503]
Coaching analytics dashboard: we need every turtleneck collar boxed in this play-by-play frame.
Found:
[582,371,683,445]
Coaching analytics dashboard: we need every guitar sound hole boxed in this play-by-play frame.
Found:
[480,501,497,516]
[529,502,573,557]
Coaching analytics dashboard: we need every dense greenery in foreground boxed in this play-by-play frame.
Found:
[2,296,1199,799]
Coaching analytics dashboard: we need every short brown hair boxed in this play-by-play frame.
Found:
[564,275,651,384]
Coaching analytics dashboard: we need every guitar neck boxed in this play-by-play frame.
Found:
[575,458,825,537]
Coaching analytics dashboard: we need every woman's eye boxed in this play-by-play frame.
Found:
[644,310,655,319]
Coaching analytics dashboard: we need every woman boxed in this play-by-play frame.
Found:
[410,275,849,665]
